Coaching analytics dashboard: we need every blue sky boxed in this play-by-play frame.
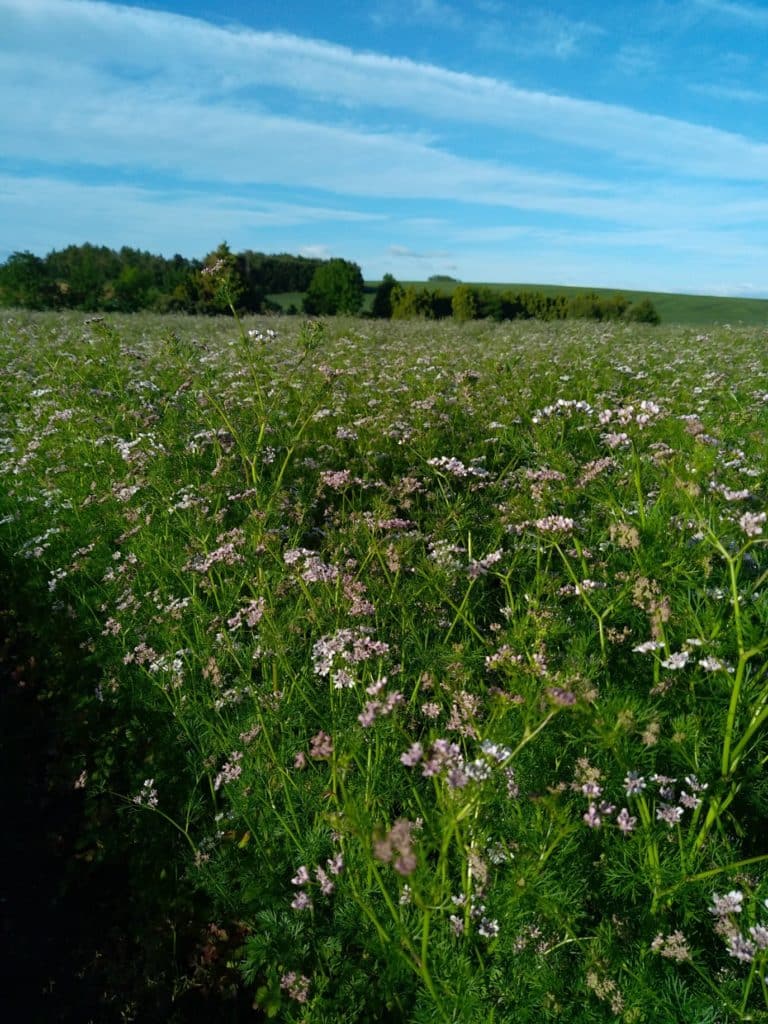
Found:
[3,0,768,295]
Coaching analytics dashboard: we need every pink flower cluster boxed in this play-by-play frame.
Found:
[280,971,311,1003]
[579,770,708,833]
[401,736,515,792]
[709,890,768,964]
[358,677,404,727]
[374,819,418,876]
[226,597,265,630]
[213,750,243,791]
[132,778,159,808]
[290,853,344,911]
[427,455,490,479]
[312,628,390,683]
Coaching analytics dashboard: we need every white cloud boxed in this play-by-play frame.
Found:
[453,221,768,260]
[693,0,768,26]
[475,10,604,59]
[3,0,768,183]
[0,174,386,255]
[371,0,463,31]
[689,82,767,102]
[1,0,767,294]
[614,43,658,76]
[298,244,332,259]
[412,0,464,30]
[388,245,453,260]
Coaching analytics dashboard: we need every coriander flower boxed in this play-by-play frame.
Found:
[633,640,664,654]
[710,891,743,917]
[616,807,637,834]
[661,650,690,670]
[728,934,755,963]
[656,803,684,827]
[478,917,500,939]
[624,771,646,796]
[583,804,602,828]
[739,511,766,537]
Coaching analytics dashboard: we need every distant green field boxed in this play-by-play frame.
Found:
[265,290,306,313]
[269,281,768,325]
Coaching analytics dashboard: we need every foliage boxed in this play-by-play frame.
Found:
[451,283,479,322]
[371,274,400,319]
[2,312,768,1021]
[237,250,324,294]
[390,284,452,319]
[625,297,662,324]
[567,290,631,321]
[0,251,59,308]
[303,258,364,315]
[0,243,329,316]
[442,284,657,324]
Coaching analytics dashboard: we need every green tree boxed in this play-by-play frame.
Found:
[45,243,120,309]
[390,285,451,319]
[109,264,153,312]
[605,292,630,319]
[625,298,661,324]
[304,259,364,315]
[451,284,479,321]
[567,291,605,320]
[0,251,56,308]
[371,274,399,318]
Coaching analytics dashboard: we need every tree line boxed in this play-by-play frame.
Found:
[0,242,660,323]
[0,243,324,314]
[371,276,660,324]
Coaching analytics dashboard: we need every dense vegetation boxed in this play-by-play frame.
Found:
[2,306,767,1021]
[380,281,660,323]
[0,243,324,315]
[0,244,661,323]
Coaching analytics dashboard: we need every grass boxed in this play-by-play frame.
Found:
[266,291,307,313]
[1,305,768,1022]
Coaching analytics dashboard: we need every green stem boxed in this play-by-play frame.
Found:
[117,793,198,856]
[729,702,768,774]
[672,851,768,888]
[503,710,557,763]
[441,591,485,643]
[682,958,744,1019]
[444,578,476,643]
[722,653,748,777]
[740,955,760,1016]
[553,542,607,658]
[631,444,646,528]
[634,795,662,906]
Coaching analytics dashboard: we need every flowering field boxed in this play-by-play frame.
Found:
[2,310,768,1022]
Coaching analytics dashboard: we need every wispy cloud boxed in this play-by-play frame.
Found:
[389,245,453,260]
[614,43,658,76]
[1,0,767,294]
[412,0,464,30]
[4,0,768,184]
[689,81,767,102]
[514,11,603,58]
[453,221,768,259]
[371,0,463,31]
[0,174,386,254]
[468,2,603,58]
[299,244,333,259]
[693,0,768,27]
